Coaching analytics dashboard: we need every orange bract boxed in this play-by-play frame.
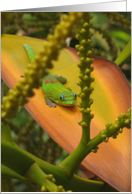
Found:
[1,34,131,191]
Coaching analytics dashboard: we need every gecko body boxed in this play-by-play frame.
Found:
[24,44,77,107]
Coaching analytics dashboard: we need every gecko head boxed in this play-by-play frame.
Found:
[56,92,77,106]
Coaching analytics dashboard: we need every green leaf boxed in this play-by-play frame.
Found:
[1,164,27,181]
[1,139,35,175]
[115,40,131,67]
[1,125,13,143]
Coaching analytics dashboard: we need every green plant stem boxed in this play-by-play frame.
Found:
[1,140,35,175]
[24,162,57,191]
[1,164,27,181]
[1,138,105,192]
[114,40,131,67]
[58,108,131,179]
[58,138,99,179]
[58,140,89,178]
[82,119,90,143]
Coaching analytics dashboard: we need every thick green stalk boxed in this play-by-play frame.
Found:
[24,163,57,192]
[58,140,89,178]
[58,108,131,178]
[1,136,106,192]
[114,40,131,67]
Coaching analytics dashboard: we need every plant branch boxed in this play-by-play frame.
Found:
[114,39,131,67]
[1,135,105,192]
[58,108,131,178]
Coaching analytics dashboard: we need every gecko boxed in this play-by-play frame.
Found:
[23,44,77,107]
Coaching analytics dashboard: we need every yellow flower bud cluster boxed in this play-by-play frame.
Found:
[87,108,131,155]
[75,14,95,136]
[100,108,131,142]
[54,185,72,192]
[41,185,47,192]
[1,12,89,126]
[46,174,56,183]
[91,146,99,153]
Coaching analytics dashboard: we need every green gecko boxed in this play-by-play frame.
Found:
[23,44,77,107]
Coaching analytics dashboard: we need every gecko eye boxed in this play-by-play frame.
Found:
[60,95,64,100]
[73,93,77,98]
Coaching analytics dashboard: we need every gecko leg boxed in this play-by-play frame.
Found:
[55,75,73,91]
[55,74,67,84]
[66,87,72,91]
[44,95,56,108]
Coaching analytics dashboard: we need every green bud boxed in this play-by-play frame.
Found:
[80,39,87,45]
[112,134,117,139]
[87,39,92,44]
[104,137,109,142]
[79,46,85,51]
[118,128,123,133]
[77,103,82,108]
[89,87,94,92]
[90,77,95,82]
[118,113,126,120]
[101,133,107,140]
[91,146,99,153]
[78,120,82,125]
[75,44,80,50]
[77,61,83,67]
[88,98,93,106]
[124,119,130,124]
[83,75,89,81]
[83,22,89,28]
[90,66,94,72]
[81,121,88,127]
[77,80,82,86]
[85,68,90,74]
[87,50,93,56]
[105,121,112,129]
[77,51,81,56]
[114,123,120,129]
[80,57,85,62]
[85,108,91,113]
[91,148,97,153]
[41,186,47,192]
[85,57,91,63]
[79,74,83,79]
[80,92,86,98]
[83,86,89,92]
[76,92,81,97]
[80,28,87,34]
[90,114,94,119]
[75,34,80,40]
[80,108,85,113]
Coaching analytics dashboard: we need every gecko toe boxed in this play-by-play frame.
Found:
[46,99,56,108]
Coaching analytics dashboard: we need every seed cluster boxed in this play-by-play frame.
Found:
[54,185,72,192]
[100,108,131,142]
[75,15,95,132]
[41,174,56,192]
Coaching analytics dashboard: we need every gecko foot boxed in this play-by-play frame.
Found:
[45,99,56,108]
